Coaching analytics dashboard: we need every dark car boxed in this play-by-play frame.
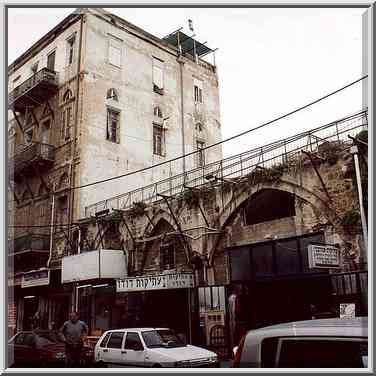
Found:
[8,330,94,367]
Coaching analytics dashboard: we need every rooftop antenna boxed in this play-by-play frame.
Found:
[188,19,198,64]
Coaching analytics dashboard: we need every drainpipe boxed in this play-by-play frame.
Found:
[47,184,55,268]
[68,11,84,246]
[350,145,368,265]
[178,58,186,176]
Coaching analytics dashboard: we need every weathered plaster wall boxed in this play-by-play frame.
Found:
[78,11,222,217]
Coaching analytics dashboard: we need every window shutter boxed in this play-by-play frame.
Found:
[109,38,122,67]
[153,58,164,89]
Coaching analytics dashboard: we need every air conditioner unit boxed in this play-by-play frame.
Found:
[202,309,225,347]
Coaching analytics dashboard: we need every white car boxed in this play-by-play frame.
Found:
[94,327,219,368]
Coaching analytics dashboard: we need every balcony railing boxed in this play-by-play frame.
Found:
[9,142,55,180]
[8,68,59,112]
[8,232,50,256]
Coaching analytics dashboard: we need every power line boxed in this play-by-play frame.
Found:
[69,75,367,191]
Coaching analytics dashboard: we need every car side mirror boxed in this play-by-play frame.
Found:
[233,346,238,357]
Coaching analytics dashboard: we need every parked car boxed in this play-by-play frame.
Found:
[231,317,368,368]
[94,327,219,367]
[8,330,94,367]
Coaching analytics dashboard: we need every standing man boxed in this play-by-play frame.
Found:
[59,312,88,367]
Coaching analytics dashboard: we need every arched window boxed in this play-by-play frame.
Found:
[61,90,73,141]
[153,106,163,118]
[196,122,203,132]
[106,88,119,101]
[63,89,73,103]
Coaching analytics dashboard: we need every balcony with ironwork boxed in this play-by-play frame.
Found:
[8,68,59,113]
[8,232,50,274]
[9,142,55,181]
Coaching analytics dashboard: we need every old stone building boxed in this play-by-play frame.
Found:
[8,8,221,335]
[65,110,367,351]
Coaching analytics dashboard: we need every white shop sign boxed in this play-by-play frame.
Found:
[308,244,340,269]
[117,272,194,292]
[21,269,50,288]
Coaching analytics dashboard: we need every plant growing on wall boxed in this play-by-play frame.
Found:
[129,201,147,217]
[341,209,361,234]
[183,188,200,207]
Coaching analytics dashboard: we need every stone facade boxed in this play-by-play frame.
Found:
[79,141,367,287]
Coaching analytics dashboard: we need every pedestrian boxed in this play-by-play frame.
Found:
[59,312,88,367]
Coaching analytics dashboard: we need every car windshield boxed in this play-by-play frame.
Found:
[141,330,186,348]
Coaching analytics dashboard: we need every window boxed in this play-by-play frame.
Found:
[67,35,75,65]
[61,107,72,140]
[153,124,165,156]
[124,332,144,351]
[276,338,367,368]
[108,36,122,67]
[106,88,118,101]
[106,332,124,349]
[196,140,205,167]
[153,106,163,118]
[47,51,56,71]
[160,241,175,270]
[230,247,251,281]
[153,57,164,94]
[194,79,203,103]
[58,195,68,222]
[106,108,120,143]
[61,90,73,141]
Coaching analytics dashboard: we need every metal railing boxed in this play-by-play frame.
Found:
[9,142,55,173]
[85,110,367,217]
[8,67,58,107]
[8,232,50,255]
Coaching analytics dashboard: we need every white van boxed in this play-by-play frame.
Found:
[94,327,218,368]
[232,317,368,368]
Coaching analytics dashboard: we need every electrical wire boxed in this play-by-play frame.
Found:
[68,75,367,191]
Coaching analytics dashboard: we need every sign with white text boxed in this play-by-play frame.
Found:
[21,269,50,288]
[308,244,340,269]
[117,272,194,292]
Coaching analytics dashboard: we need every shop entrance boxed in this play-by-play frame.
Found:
[140,289,190,339]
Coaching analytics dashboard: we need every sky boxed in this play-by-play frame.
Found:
[7,6,367,157]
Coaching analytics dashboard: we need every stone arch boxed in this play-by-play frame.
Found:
[141,209,191,267]
[106,88,119,101]
[208,178,341,265]
[63,89,73,103]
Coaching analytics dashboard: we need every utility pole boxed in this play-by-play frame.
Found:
[350,145,368,265]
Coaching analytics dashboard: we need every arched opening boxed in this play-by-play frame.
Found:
[243,189,295,225]
[63,89,73,103]
[106,88,119,101]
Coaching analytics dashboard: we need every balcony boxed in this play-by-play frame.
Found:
[8,233,50,274]
[8,232,50,255]
[62,249,127,283]
[9,142,55,181]
[8,68,59,113]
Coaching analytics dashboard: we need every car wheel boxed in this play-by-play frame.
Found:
[95,361,107,368]
[152,363,162,368]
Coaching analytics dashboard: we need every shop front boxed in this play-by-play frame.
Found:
[227,232,368,333]
[116,272,195,343]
